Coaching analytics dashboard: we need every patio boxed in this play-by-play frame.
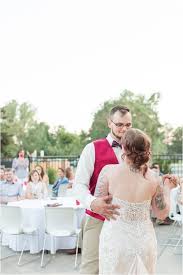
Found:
[0,222,182,275]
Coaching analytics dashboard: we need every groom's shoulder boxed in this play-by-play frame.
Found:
[93,138,107,144]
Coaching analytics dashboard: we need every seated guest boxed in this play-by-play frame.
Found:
[0,168,23,204]
[35,164,49,189]
[25,169,48,200]
[65,166,75,189]
[52,168,69,197]
[0,167,6,199]
[0,167,6,184]
[151,163,164,177]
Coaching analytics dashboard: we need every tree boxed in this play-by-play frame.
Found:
[1,104,17,157]
[167,127,182,154]
[22,122,52,155]
[1,100,36,157]
[89,90,166,154]
[2,93,178,158]
[52,127,84,156]
[17,102,36,144]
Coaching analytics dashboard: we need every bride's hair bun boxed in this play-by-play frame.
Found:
[122,128,151,170]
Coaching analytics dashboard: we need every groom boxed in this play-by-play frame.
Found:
[74,105,132,274]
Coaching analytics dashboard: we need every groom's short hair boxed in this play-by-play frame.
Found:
[109,105,130,118]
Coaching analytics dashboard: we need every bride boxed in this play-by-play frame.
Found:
[95,128,177,274]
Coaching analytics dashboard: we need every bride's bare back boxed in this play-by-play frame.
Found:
[95,162,156,202]
[107,163,156,203]
[95,161,171,221]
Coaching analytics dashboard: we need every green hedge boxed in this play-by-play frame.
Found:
[47,167,57,184]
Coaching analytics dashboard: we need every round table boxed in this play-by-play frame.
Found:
[2,197,85,254]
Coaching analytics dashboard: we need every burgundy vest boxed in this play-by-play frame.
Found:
[86,138,119,221]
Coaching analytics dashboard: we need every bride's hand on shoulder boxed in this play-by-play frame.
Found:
[163,174,180,189]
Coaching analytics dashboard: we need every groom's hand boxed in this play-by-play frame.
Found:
[90,195,120,220]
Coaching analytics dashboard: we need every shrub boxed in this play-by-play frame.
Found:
[47,167,57,184]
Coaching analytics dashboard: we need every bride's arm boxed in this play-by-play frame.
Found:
[91,165,120,219]
[94,165,109,197]
[151,176,177,220]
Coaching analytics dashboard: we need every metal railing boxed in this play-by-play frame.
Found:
[152,154,183,176]
[1,154,183,176]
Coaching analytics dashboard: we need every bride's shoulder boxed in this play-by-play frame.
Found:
[145,168,159,188]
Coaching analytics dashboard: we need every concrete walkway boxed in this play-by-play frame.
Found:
[0,222,182,274]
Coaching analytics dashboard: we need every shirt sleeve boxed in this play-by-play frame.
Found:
[73,142,96,210]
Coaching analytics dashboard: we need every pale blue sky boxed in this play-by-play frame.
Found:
[0,0,183,132]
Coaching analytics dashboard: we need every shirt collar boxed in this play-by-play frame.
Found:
[106,133,123,151]
[106,133,122,146]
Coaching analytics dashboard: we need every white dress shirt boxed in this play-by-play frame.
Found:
[73,133,123,210]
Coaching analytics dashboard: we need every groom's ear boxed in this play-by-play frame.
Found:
[107,118,112,129]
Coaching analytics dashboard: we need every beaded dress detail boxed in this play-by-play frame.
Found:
[99,197,157,274]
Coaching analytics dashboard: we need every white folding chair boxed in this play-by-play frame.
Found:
[41,206,81,268]
[168,187,182,231]
[173,204,183,253]
[0,205,38,265]
[0,205,22,261]
[159,187,183,257]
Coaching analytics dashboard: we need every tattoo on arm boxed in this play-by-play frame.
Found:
[96,166,109,197]
[155,185,166,210]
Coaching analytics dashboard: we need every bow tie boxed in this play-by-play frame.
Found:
[112,140,122,149]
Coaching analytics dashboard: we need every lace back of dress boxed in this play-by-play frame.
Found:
[113,197,151,223]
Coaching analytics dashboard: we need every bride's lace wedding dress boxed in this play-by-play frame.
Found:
[99,197,157,274]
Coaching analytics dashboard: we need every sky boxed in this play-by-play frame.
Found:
[0,0,183,133]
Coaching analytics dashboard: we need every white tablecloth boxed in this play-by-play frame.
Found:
[2,197,85,254]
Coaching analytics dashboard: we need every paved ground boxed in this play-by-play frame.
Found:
[0,222,182,274]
